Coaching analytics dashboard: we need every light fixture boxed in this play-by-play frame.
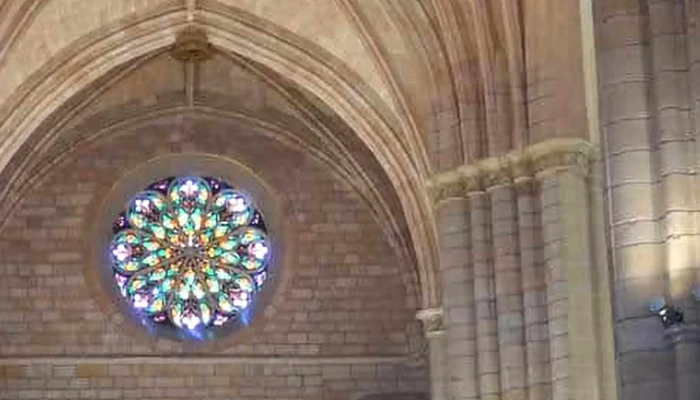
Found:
[649,297,684,328]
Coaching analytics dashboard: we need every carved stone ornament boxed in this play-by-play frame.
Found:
[427,138,595,206]
[531,145,593,178]
[170,26,214,62]
[428,179,465,205]
[481,157,513,189]
[416,308,445,338]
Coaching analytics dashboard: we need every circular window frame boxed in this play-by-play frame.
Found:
[85,153,288,343]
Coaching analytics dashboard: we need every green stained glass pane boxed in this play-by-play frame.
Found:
[215,268,232,281]
[192,280,206,300]
[167,232,182,247]
[198,232,212,247]
[142,254,160,267]
[218,236,238,251]
[205,212,218,229]
[241,258,263,272]
[128,214,146,229]
[122,260,140,273]
[156,248,172,259]
[200,302,212,325]
[169,299,183,327]
[148,294,166,314]
[148,268,167,282]
[234,275,255,292]
[220,252,240,266]
[162,214,177,230]
[127,276,148,296]
[214,225,228,238]
[183,269,196,284]
[191,209,203,231]
[203,264,215,277]
[206,247,221,258]
[177,209,189,232]
[217,293,235,314]
[178,283,190,300]
[151,225,166,240]
[206,278,220,293]
[240,229,258,245]
[143,239,160,252]
[160,278,174,293]
[233,212,251,226]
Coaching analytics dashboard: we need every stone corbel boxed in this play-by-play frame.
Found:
[416,308,445,339]
[170,26,214,62]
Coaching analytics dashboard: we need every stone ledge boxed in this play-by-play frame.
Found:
[0,355,411,365]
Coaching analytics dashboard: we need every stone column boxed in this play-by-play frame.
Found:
[431,186,478,400]
[667,325,700,400]
[469,189,501,400]
[533,143,603,400]
[514,177,550,399]
[418,308,448,400]
[427,138,616,400]
[486,177,526,400]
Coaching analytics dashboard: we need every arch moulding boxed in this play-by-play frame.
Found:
[0,8,440,308]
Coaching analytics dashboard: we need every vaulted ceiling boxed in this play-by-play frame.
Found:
[0,0,590,308]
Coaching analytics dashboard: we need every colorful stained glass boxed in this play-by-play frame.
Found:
[109,176,270,332]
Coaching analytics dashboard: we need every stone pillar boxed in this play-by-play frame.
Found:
[418,308,448,400]
[427,139,616,400]
[431,188,478,400]
[667,325,700,400]
[487,180,526,400]
[468,190,501,400]
[514,178,550,399]
[533,144,602,400]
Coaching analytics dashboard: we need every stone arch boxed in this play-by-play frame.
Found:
[0,7,439,307]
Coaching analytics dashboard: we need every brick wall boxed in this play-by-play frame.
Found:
[0,118,427,399]
[0,362,427,400]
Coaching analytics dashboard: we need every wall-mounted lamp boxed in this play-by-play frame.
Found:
[649,297,684,328]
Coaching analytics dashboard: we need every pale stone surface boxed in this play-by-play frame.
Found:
[4,0,699,399]
[598,1,700,399]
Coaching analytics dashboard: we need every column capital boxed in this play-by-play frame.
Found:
[416,308,445,339]
[426,138,596,206]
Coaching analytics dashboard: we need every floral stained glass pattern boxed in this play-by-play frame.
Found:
[109,176,270,332]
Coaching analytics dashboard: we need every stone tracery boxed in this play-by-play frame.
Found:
[109,176,270,334]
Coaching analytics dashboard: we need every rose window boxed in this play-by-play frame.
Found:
[109,176,270,333]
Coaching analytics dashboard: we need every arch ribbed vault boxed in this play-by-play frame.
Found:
[0,0,591,309]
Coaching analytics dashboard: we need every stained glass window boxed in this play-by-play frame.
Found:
[109,176,270,333]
